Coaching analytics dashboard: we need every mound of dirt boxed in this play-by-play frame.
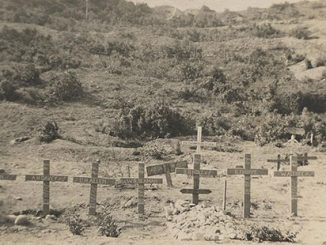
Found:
[166,201,298,242]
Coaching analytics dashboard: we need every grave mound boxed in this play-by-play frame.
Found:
[166,202,298,242]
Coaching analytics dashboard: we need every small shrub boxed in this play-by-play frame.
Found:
[0,80,17,101]
[67,215,85,235]
[304,59,313,69]
[315,56,326,67]
[255,113,288,146]
[39,121,60,143]
[245,225,297,242]
[97,211,120,237]
[111,101,193,139]
[51,71,83,101]
[251,23,280,38]
[290,26,311,40]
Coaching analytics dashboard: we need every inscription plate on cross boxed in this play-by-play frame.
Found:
[146,161,188,187]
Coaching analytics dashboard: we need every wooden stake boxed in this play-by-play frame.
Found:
[89,161,99,215]
[290,156,298,217]
[197,126,202,153]
[223,179,227,211]
[138,162,145,220]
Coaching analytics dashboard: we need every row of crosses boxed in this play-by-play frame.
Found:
[1,160,163,220]
[0,152,315,219]
[175,153,315,218]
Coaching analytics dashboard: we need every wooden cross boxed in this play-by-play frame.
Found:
[119,162,163,220]
[297,153,317,166]
[267,154,285,170]
[146,161,188,187]
[176,153,216,205]
[227,154,268,218]
[181,126,216,152]
[268,153,317,170]
[273,155,314,217]
[25,160,68,215]
[73,160,115,215]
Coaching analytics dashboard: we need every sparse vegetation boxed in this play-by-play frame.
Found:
[111,101,193,139]
[244,225,297,242]
[67,214,85,236]
[38,121,60,143]
[51,71,83,101]
[97,210,120,237]
[290,26,312,40]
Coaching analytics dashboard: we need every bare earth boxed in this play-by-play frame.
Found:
[1,136,325,245]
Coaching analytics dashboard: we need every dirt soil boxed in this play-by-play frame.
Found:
[1,135,325,245]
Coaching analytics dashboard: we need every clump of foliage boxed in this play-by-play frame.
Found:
[67,214,85,236]
[39,121,60,143]
[51,71,83,101]
[254,113,289,146]
[97,210,120,237]
[111,101,193,139]
[315,56,326,67]
[251,23,281,38]
[244,225,297,242]
[0,64,40,101]
[290,26,312,40]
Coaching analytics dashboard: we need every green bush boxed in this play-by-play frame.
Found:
[51,71,83,101]
[111,101,193,139]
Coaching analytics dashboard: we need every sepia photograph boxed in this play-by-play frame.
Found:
[0,0,325,244]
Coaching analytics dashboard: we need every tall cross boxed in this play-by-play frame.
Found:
[176,153,217,205]
[146,161,188,187]
[73,160,115,215]
[118,163,163,220]
[181,126,216,153]
[227,154,268,218]
[273,155,314,216]
[25,160,68,215]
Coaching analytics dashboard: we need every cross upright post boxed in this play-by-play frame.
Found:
[25,160,68,215]
[273,155,315,216]
[227,154,268,218]
[196,126,202,153]
[138,162,145,220]
[176,154,216,205]
[73,160,115,215]
[119,163,163,220]
[181,126,216,152]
